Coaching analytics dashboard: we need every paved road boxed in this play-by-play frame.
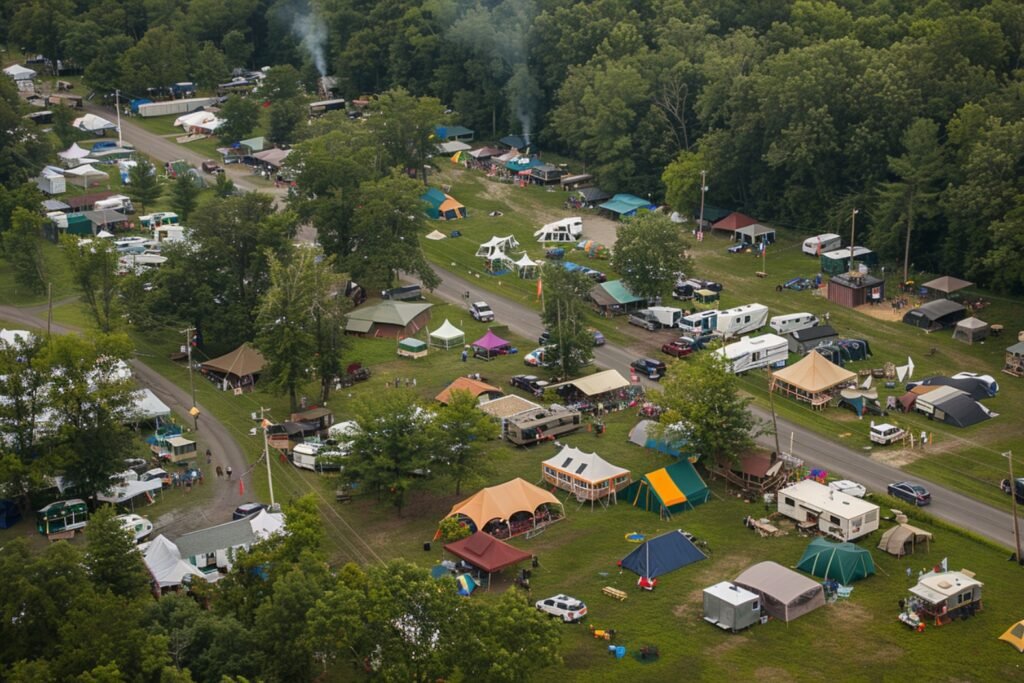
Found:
[0,303,252,537]
[415,265,1021,550]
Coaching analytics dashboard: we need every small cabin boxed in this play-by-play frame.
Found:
[703,581,761,632]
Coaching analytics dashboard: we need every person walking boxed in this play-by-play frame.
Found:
[226,465,233,480]
[206,448,212,465]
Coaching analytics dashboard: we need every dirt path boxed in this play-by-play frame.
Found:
[0,302,251,536]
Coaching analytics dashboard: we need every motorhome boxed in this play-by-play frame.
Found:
[714,334,789,374]
[94,194,134,213]
[716,304,769,338]
[777,479,880,542]
[769,313,819,335]
[802,233,842,256]
[679,309,719,335]
[506,405,582,446]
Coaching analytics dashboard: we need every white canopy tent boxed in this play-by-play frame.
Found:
[484,249,514,273]
[58,143,91,162]
[63,163,109,188]
[97,478,163,507]
[129,388,172,421]
[143,535,208,589]
[249,508,286,541]
[73,114,117,133]
[174,110,223,133]
[429,319,465,349]
[475,235,520,258]
[4,64,37,80]
[514,253,539,279]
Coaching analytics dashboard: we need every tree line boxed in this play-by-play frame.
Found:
[0,497,561,682]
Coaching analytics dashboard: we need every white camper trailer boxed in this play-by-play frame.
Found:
[291,441,344,473]
[716,304,769,338]
[776,479,880,541]
[679,309,719,335]
[714,334,788,374]
[802,233,842,255]
[646,306,683,329]
[534,217,583,242]
[769,312,819,335]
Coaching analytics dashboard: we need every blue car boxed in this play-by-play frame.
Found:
[887,481,931,506]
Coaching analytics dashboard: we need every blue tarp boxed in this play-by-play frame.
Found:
[619,529,707,579]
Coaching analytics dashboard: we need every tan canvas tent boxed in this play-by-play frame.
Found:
[541,445,631,507]
[444,477,564,537]
[922,275,973,295]
[952,317,989,345]
[770,351,856,407]
[877,523,933,557]
[550,369,630,397]
[200,342,266,390]
[734,561,825,622]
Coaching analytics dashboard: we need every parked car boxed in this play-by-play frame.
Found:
[538,329,605,346]
[201,160,224,174]
[887,481,931,506]
[628,311,658,331]
[232,502,269,520]
[581,268,607,283]
[727,242,748,254]
[469,301,494,322]
[510,374,550,396]
[829,480,867,498]
[535,594,588,623]
[631,358,667,380]
[140,468,172,487]
[661,339,693,358]
[870,423,906,445]
[1000,477,1024,503]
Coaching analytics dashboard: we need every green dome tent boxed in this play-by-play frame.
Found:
[797,538,875,584]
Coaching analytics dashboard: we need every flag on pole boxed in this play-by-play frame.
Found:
[536,276,543,300]
[816,239,822,257]
[239,479,245,495]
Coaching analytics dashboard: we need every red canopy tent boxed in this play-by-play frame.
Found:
[443,531,532,587]
[711,212,758,233]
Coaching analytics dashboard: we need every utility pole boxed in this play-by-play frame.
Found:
[262,407,276,507]
[183,327,198,430]
[768,374,782,460]
[848,208,859,274]
[46,282,52,337]
[1006,451,1022,565]
[115,89,123,148]
[698,170,708,237]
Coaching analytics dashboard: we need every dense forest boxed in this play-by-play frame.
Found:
[1,0,1022,291]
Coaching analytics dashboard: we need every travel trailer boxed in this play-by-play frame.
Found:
[291,440,344,472]
[679,309,719,335]
[94,194,134,213]
[716,304,769,339]
[802,233,842,256]
[769,313,819,335]
[777,480,880,542]
[630,306,682,330]
[714,334,788,374]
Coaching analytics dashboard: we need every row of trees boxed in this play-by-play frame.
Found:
[0,496,561,682]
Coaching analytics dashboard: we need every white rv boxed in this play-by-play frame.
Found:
[534,217,583,242]
[714,334,788,374]
[802,233,841,255]
[769,313,819,335]
[647,306,683,329]
[292,440,345,473]
[679,309,719,335]
[776,479,880,542]
[716,304,769,338]
[94,194,134,213]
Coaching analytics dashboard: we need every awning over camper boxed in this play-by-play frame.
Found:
[734,561,826,622]
[550,369,629,397]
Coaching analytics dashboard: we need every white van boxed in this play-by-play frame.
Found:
[802,233,841,256]
[769,313,819,335]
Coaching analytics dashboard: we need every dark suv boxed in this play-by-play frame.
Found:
[631,358,667,380]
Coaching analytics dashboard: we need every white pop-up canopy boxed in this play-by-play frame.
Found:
[63,163,109,187]
[429,319,465,349]
[58,143,91,161]
[73,114,117,133]
[3,64,37,80]
[514,253,539,278]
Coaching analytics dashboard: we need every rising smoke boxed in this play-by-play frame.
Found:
[289,5,328,76]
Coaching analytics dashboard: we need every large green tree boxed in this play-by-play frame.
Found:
[169,171,200,222]
[2,208,48,294]
[217,95,261,145]
[432,390,499,495]
[62,236,121,333]
[364,88,447,184]
[658,350,768,464]
[342,391,434,515]
[125,159,162,214]
[84,506,151,598]
[538,263,595,378]
[610,212,692,300]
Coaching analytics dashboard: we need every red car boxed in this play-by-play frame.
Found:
[661,340,693,358]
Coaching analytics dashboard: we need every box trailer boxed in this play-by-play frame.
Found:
[716,303,769,338]
[137,97,218,118]
[679,309,719,335]
[777,479,880,542]
[714,334,788,374]
[703,582,761,632]
[769,312,818,335]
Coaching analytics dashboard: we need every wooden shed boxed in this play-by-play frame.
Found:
[827,272,884,308]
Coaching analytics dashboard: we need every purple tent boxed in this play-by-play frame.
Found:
[471,330,512,359]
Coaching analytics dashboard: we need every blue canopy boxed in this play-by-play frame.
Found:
[619,529,706,579]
